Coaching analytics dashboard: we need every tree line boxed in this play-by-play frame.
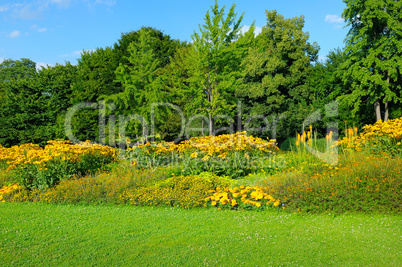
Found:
[0,0,401,147]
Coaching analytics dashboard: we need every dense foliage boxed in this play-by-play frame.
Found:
[1,0,400,147]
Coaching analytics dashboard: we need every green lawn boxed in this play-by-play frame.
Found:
[0,203,401,266]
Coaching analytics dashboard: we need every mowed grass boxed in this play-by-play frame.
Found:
[0,203,401,266]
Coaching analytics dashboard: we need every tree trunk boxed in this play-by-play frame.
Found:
[208,113,214,136]
[384,101,389,122]
[374,99,382,121]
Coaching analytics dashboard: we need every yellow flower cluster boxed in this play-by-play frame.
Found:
[132,132,278,156]
[205,185,281,209]
[336,117,402,151]
[296,125,336,148]
[0,184,21,202]
[296,125,314,146]
[119,173,231,209]
[0,140,116,170]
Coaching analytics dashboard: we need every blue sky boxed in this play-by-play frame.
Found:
[0,0,350,68]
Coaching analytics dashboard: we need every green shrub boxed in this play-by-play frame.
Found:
[257,152,402,213]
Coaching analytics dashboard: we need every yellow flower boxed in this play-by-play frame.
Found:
[211,201,217,206]
[202,155,210,161]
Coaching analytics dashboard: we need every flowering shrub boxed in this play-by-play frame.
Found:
[0,184,20,202]
[1,126,401,214]
[35,165,169,204]
[336,117,402,155]
[257,153,402,213]
[0,140,117,189]
[205,185,282,210]
[0,183,30,202]
[119,173,232,209]
[128,132,279,178]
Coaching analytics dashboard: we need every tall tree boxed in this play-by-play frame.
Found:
[73,47,121,103]
[113,27,182,69]
[0,78,51,146]
[158,45,199,139]
[238,10,319,140]
[69,48,121,142]
[106,28,163,141]
[37,63,78,139]
[0,58,37,105]
[341,0,402,122]
[190,0,247,134]
[310,48,373,136]
[0,62,78,146]
[0,58,37,82]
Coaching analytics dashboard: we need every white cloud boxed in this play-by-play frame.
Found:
[325,14,343,24]
[94,0,116,6]
[240,25,262,36]
[11,3,46,20]
[0,4,10,12]
[51,0,72,8]
[5,1,72,20]
[87,0,116,11]
[9,30,21,38]
[30,25,48,32]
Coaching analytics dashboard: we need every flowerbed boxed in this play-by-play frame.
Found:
[127,132,280,178]
[0,139,116,189]
[0,122,401,214]
[336,117,402,155]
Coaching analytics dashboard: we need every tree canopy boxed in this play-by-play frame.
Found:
[341,0,402,121]
[1,0,401,147]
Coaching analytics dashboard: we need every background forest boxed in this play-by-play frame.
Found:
[0,0,401,148]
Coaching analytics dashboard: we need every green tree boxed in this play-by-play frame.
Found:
[0,58,38,109]
[0,58,37,82]
[0,78,52,146]
[190,0,247,135]
[106,29,163,142]
[0,58,42,146]
[310,49,373,137]
[341,0,402,122]
[310,49,346,106]
[73,47,121,103]
[69,47,121,142]
[37,63,78,139]
[158,45,199,139]
[113,27,182,69]
[99,27,183,143]
[0,62,78,146]
[238,10,319,140]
